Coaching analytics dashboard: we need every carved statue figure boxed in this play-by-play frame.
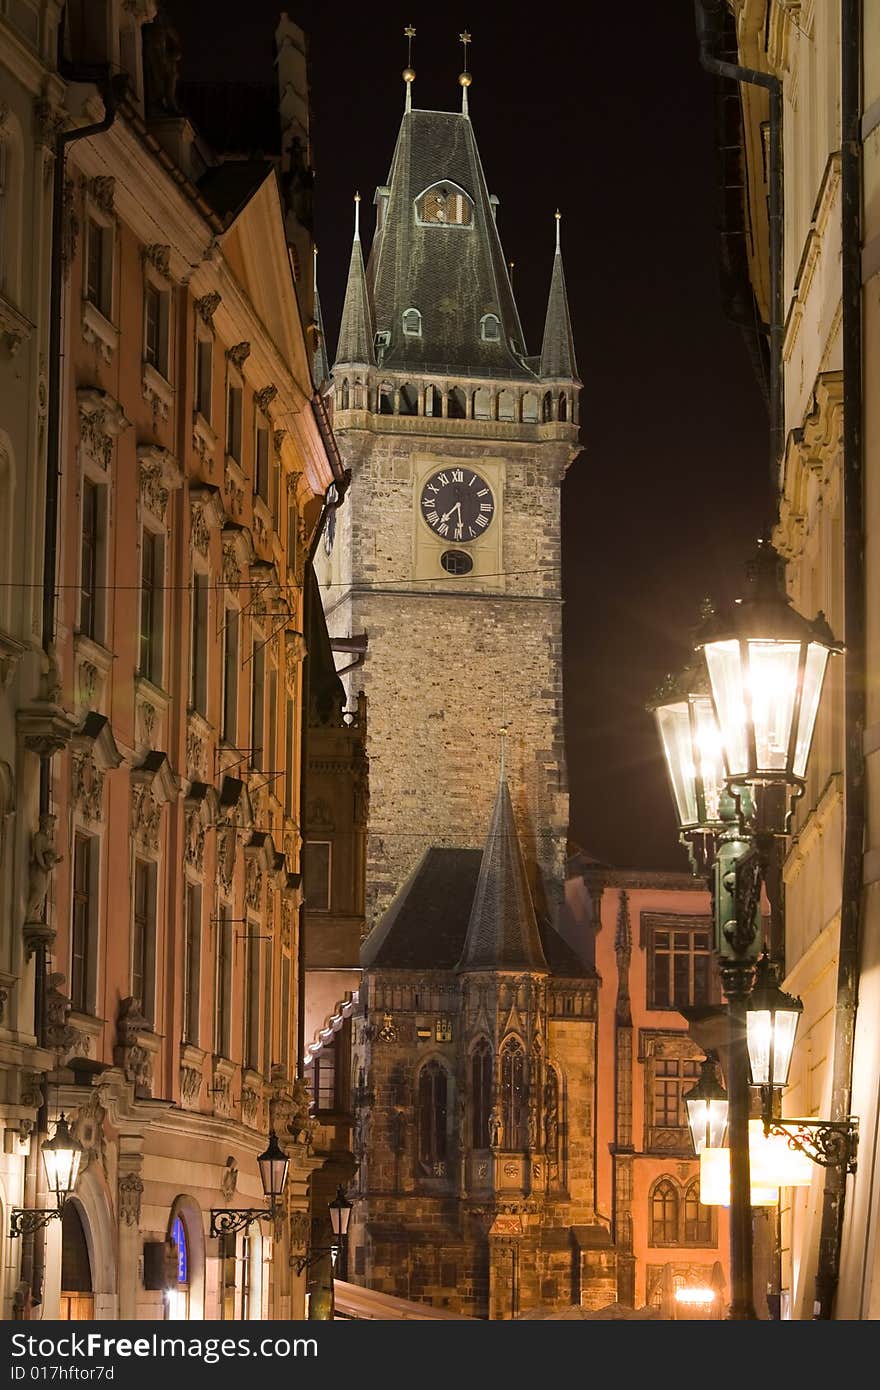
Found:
[25,814,62,922]
[287,1076,314,1144]
[143,13,182,116]
[489,1105,503,1149]
[543,1078,559,1156]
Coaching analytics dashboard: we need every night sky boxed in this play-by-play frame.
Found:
[167,1,770,872]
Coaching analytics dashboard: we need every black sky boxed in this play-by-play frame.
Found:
[166,0,770,872]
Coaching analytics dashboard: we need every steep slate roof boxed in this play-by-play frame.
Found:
[334,213,375,368]
[457,776,548,971]
[364,108,533,379]
[313,279,330,388]
[539,234,578,380]
[361,844,587,976]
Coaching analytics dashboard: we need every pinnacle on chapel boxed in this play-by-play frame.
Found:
[456,760,549,973]
[333,192,375,369]
[539,210,579,381]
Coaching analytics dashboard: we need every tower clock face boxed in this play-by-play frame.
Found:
[419,467,495,542]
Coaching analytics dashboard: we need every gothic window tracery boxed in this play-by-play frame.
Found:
[418,1059,448,1170]
[500,1038,526,1149]
[471,1038,492,1148]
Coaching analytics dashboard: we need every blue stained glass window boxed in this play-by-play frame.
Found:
[171,1216,188,1285]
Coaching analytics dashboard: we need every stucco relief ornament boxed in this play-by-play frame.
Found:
[116,997,154,1096]
[218,823,236,894]
[60,177,80,275]
[240,1086,261,1126]
[89,176,116,216]
[254,384,278,415]
[143,243,171,278]
[286,1078,315,1147]
[227,341,251,370]
[180,1065,202,1105]
[131,785,161,854]
[139,460,170,523]
[33,97,65,148]
[74,1090,108,1177]
[118,1172,144,1227]
[245,858,263,911]
[195,291,221,326]
[25,815,63,924]
[45,974,81,1055]
[72,750,104,822]
[39,642,63,705]
[190,503,210,557]
[221,540,241,591]
[184,806,205,870]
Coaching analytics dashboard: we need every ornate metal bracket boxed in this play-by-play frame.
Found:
[765,1118,859,1174]
[10,1207,62,1238]
[209,1206,273,1238]
[293,1244,339,1276]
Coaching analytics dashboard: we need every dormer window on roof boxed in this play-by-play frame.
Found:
[480,313,500,342]
[416,182,473,227]
[402,308,422,337]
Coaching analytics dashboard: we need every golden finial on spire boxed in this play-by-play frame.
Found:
[403,24,416,110]
[499,718,509,781]
[353,191,361,241]
[555,208,561,251]
[459,30,472,114]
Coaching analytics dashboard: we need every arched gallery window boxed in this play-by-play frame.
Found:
[471,1039,492,1148]
[418,1060,448,1168]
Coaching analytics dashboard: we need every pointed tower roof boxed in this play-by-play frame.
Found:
[333,194,375,369]
[312,261,330,388]
[365,106,533,378]
[456,772,549,973]
[539,212,578,381]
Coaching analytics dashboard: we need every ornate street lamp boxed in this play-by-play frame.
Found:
[684,1056,729,1157]
[10,1114,85,1236]
[696,540,841,828]
[294,1186,353,1277]
[209,1130,289,1237]
[747,955,858,1172]
[652,540,843,1320]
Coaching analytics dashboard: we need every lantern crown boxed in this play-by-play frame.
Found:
[694,538,841,652]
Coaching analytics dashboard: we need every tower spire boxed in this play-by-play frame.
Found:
[403,24,416,113]
[459,30,472,116]
[540,208,578,380]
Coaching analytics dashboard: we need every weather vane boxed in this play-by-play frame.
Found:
[403,24,416,111]
[459,30,472,113]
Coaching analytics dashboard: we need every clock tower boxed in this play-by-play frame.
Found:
[317,66,581,936]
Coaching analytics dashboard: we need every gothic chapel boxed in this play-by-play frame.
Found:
[316,55,606,1317]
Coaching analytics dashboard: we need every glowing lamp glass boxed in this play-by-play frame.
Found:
[329,1186,352,1238]
[257,1130,289,1207]
[41,1114,84,1207]
[746,974,803,1088]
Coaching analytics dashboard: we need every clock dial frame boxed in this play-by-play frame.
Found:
[419,467,496,543]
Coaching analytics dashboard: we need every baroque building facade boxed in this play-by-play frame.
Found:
[698,0,879,1318]
[0,2,344,1320]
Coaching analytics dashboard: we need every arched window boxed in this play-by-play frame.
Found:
[353,378,365,409]
[447,386,466,420]
[402,308,422,337]
[425,384,442,418]
[480,313,501,342]
[500,1039,526,1149]
[378,382,394,415]
[497,390,516,422]
[416,183,474,227]
[472,387,492,420]
[650,1178,679,1246]
[471,1039,492,1147]
[684,1179,713,1245]
[558,391,568,422]
[418,1060,448,1168]
[399,383,418,416]
[167,1213,190,1319]
[521,392,538,423]
[339,379,350,409]
[542,390,553,422]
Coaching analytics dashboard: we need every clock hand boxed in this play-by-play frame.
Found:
[441,501,463,523]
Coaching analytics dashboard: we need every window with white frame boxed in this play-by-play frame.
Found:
[222,606,239,745]
[215,900,233,1058]
[250,635,265,771]
[71,832,99,1014]
[226,374,243,464]
[79,475,107,642]
[190,570,209,716]
[195,334,213,422]
[480,313,501,342]
[182,880,202,1045]
[85,214,113,320]
[132,857,157,1021]
[139,525,164,685]
[254,417,270,505]
[144,279,170,379]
